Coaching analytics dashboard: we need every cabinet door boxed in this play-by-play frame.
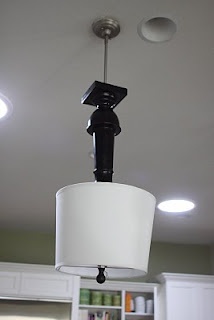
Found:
[167,285,199,320]
[20,273,73,300]
[0,271,20,296]
[201,286,214,320]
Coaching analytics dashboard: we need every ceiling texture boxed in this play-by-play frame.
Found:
[0,0,214,244]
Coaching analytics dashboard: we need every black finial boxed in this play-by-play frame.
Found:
[96,267,106,284]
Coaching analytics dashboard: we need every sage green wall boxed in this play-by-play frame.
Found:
[0,229,212,280]
[0,229,55,265]
[210,244,214,274]
[145,242,211,281]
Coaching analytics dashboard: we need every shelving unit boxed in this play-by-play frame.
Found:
[73,279,158,320]
[125,313,153,316]
[80,305,122,310]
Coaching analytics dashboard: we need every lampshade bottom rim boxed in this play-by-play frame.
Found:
[55,263,147,278]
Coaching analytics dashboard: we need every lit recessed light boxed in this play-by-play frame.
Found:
[0,93,13,120]
[138,17,177,43]
[157,199,195,213]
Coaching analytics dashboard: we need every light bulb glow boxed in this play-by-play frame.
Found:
[158,199,195,213]
[0,94,13,120]
[0,99,8,118]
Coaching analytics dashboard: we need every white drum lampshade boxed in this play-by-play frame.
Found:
[55,182,156,279]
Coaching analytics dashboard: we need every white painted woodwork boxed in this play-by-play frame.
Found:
[0,262,79,301]
[156,273,214,320]
[0,271,21,295]
[0,263,158,320]
[201,286,214,320]
[75,279,158,320]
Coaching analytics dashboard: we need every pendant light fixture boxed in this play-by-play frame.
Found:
[55,18,156,283]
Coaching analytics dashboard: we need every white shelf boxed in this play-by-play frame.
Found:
[80,305,122,310]
[125,313,154,316]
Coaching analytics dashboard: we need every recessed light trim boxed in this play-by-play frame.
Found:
[138,17,177,43]
[157,199,195,213]
[0,93,13,120]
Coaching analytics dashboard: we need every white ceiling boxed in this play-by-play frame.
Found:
[0,0,214,244]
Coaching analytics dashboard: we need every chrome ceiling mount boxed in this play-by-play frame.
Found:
[92,18,120,83]
[92,17,120,39]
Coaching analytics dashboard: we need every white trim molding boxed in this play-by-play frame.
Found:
[0,262,79,301]
[156,272,214,284]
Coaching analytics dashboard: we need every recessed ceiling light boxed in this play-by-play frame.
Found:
[0,94,13,120]
[138,17,177,43]
[157,199,195,213]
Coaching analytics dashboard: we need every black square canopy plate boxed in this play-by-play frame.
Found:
[81,81,127,108]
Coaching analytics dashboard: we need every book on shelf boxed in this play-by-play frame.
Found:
[79,310,119,320]
[79,310,89,320]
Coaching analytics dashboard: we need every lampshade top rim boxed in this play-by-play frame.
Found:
[56,181,156,201]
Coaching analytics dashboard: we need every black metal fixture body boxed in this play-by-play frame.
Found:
[81,17,127,282]
[82,81,127,182]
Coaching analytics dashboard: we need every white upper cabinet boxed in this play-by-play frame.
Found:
[0,262,80,301]
[156,273,214,320]
[0,270,21,295]
[200,284,214,320]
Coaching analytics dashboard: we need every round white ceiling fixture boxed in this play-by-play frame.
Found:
[157,199,195,213]
[138,17,177,43]
[0,94,13,120]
